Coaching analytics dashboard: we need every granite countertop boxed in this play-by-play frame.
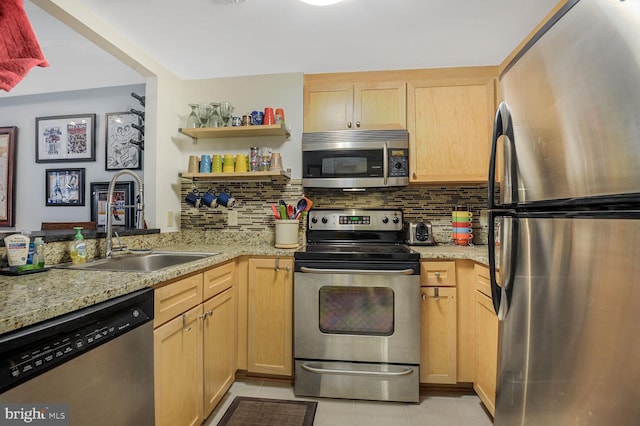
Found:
[0,243,489,336]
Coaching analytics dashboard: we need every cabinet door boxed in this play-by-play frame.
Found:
[354,81,407,130]
[247,257,293,376]
[154,304,203,426]
[475,290,498,416]
[202,287,235,417]
[420,286,457,384]
[303,83,354,132]
[408,77,495,183]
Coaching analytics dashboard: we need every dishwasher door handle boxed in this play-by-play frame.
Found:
[299,267,415,275]
[301,363,414,378]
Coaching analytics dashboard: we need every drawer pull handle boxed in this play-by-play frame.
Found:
[434,287,440,301]
[435,271,441,278]
[182,313,192,332]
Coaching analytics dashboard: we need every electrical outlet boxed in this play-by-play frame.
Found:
[166,211,174,227]
[228,210,238,226]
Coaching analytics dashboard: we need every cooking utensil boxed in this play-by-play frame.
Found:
[287,205,294,219]
[271,204,281,219]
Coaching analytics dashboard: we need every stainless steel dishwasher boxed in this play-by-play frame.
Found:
[0,288,154,425]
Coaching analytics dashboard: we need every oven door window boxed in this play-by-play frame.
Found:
[318,286,394,336]
[303,149,383,178]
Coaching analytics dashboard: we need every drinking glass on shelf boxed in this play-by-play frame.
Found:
[219,101,234,127]
[186,104,199,128]
[208,103,221,127]
[197,103,212,128]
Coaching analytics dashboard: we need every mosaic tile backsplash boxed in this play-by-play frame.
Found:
[181,181,491,245]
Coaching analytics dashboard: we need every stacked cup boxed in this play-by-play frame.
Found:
[452,207,473,246]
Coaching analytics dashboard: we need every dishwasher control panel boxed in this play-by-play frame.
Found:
[0,289,153,393]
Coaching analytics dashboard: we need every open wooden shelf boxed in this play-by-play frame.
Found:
[179,170,291,183]
[179,123,291,140]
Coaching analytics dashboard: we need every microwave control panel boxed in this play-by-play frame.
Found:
[388,149,409,177]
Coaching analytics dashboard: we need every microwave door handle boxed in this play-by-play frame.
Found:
[383,141,389,186]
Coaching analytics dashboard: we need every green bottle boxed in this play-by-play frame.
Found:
[70,227,87,264]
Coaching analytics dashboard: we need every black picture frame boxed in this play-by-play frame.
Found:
[45,168,86,206]
[105,112,142,170]
[90,181,135,228]
[36,114,96,163]
[0,126,17,226]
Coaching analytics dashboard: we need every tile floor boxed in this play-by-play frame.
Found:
[204,379,494,426]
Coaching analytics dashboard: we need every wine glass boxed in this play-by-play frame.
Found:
[186,103,199,128]
[219,101,234,127]
[197,103,212,128]
[208,103,221,128]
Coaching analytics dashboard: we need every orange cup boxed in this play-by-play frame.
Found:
[275,108,285,123]
[263,107,275,125]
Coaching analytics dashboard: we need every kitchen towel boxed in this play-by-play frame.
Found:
[0,0,49,92]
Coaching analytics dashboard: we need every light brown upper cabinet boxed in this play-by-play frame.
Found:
[304,74,406,132]
[407,68,497,183]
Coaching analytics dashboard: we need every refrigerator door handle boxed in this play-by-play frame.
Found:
[488,102,518,208]
[489,212,518,319]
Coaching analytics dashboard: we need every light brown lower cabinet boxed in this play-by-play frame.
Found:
[154,261,236,426]
[420,286,457,384]
[155,303,204,426]
[247,257,293,376]
[420,261,457,384]
[474,263,499,416]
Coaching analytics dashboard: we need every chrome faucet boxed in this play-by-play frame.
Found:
[105,169,145,258]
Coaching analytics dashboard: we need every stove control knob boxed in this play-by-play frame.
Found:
[321,217,328,224]
[311,216,318,224]
[382,216,389,224]
[392,216,400,224]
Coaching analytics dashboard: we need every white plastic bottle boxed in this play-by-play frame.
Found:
[4,233,30,267]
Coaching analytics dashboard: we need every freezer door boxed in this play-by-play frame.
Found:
[495,216,640,425]
[499,0,640,205]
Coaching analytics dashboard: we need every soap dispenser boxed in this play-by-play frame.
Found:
[70,227,87,264]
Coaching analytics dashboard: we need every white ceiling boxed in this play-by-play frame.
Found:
[5,0,559,97]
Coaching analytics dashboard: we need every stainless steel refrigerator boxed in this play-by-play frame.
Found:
[488,1,640,424]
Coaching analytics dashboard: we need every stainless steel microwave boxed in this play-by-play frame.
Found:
[302,129,409,189]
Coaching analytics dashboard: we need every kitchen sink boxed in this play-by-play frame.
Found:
[58,251,219,272]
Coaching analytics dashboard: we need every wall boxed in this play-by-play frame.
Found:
[0,83,145,232]
[181,181,489,245]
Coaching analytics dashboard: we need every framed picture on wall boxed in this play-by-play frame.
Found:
[90,181,135,228]
[45,168,86,206]
[36,114,96,163]
[105,112,142,170]
[0,127,17,227]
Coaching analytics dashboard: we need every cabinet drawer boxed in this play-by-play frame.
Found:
[154,273,203,327]
[203,261,235,300]
[474,263,500,298]
[421,261,456,286]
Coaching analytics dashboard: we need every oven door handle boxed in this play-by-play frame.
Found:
[301,363,414,378]
[299,267,415,275]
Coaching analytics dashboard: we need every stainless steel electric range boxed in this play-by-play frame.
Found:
[293,208,421,403]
